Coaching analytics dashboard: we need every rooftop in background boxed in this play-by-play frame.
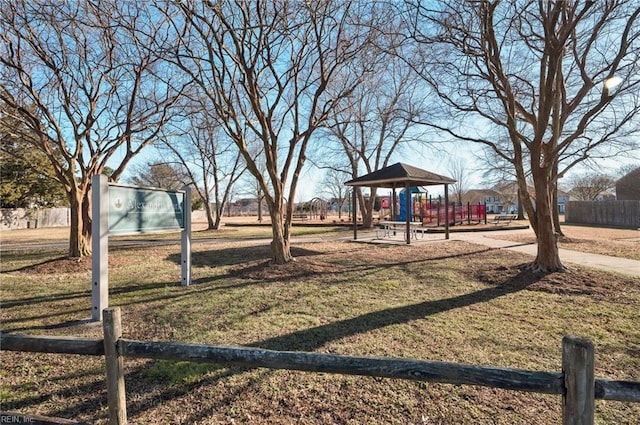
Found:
[616,166,640,201]
[345,162,456,188]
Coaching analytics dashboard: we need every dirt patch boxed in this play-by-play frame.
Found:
[229,258,341,281]
[10,255,131,274]
[476,263,639,303]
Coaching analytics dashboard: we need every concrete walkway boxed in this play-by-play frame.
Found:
[452,230,639,277]
[351,228,639,277]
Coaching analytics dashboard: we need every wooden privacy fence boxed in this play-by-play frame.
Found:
[565,200,640,229]
[2,307,640,425]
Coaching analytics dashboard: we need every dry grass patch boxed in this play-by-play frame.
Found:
[486,224,640,261]
[1,237,639,424]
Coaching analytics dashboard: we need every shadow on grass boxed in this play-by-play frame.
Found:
[250,268,544,352]
[1,277,235,333]
[1,359,107,421]
[1,290,90,309]
[1,253,70,273]
[117,268,546,421]
[124,363,270,424]
[2,245,497,332]
[166,245,324,268]
[1,308,91,329]
[2,265,548,422]
[1,279,192,310]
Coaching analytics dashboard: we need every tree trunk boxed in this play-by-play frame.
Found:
[517,187,525,220]
[81,190,92,251]
[270,226,292,264]
[262,188,293,264]
[359,188,376,228]
[204,201,217,230]
[68,188,91,258]
[269,205,293,264]
[530,173,564,272]
[552,186,564,237]
[551,164,564,236]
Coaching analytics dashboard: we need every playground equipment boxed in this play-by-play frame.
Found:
[397,187,426,221]
[308,197,329,220]
[421,197,487,226]
[384,191,487,226]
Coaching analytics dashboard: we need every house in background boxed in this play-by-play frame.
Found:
[556,189,571,214]
[463,182,570,214]
[463,182,521,214]
[596,192,616,201]
[462,189,504,213]
[616,167,640,200]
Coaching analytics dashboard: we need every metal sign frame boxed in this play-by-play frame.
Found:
[91,175,192,321]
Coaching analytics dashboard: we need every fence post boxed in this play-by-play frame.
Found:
[562,336,594,425]
[103,308,127,425]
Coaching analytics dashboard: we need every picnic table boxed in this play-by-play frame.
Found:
[377,221,424,241]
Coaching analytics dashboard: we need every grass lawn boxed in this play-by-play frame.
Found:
[1,226,639,424]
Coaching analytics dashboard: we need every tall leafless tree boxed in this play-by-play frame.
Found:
[159,94,246,230]
[320,22,431,228]
[164,0,379,263]
[448,158,472,205]
[0,0,185,257]
[237,142,270,223]
[129,162,190,190]
[568,172,615,200]
[320,168,350,219]
[405,0,640,271]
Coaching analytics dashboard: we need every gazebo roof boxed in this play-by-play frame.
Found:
[345,162,456,188]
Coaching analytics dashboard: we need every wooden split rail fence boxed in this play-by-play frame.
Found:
[2,307,640,425]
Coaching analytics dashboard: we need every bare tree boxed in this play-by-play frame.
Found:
[164,0,377,263]
[320,21,431,228]
[237,144,269,223]
[448,158,471,205]
[480,147,532,219]
[405,0,640,271]
[129,162,190,190]
[320,168,350,219]
[160,95,246,230]
[568,172,615,200]
[238,177,267,223]
[0,0,185,257]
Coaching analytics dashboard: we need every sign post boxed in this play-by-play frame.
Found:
[92,175,109,322]
[91,176,191,321]
[181,187,192,286]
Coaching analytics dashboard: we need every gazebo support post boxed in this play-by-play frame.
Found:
[444,184,450,240]
[391,185,397,221]
[405,181,411,244]
[352,188,357,240]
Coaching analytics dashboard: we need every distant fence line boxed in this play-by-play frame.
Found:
[2,307,639,425]
[1,208,210,231]
[1,207,70,230]
[565,200,640,229]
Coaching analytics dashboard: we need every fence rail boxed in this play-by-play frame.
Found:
[120,339,564,394]
[1,334,104,355]
[2,307,640,425]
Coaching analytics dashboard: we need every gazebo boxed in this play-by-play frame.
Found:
[345,162,457,243]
